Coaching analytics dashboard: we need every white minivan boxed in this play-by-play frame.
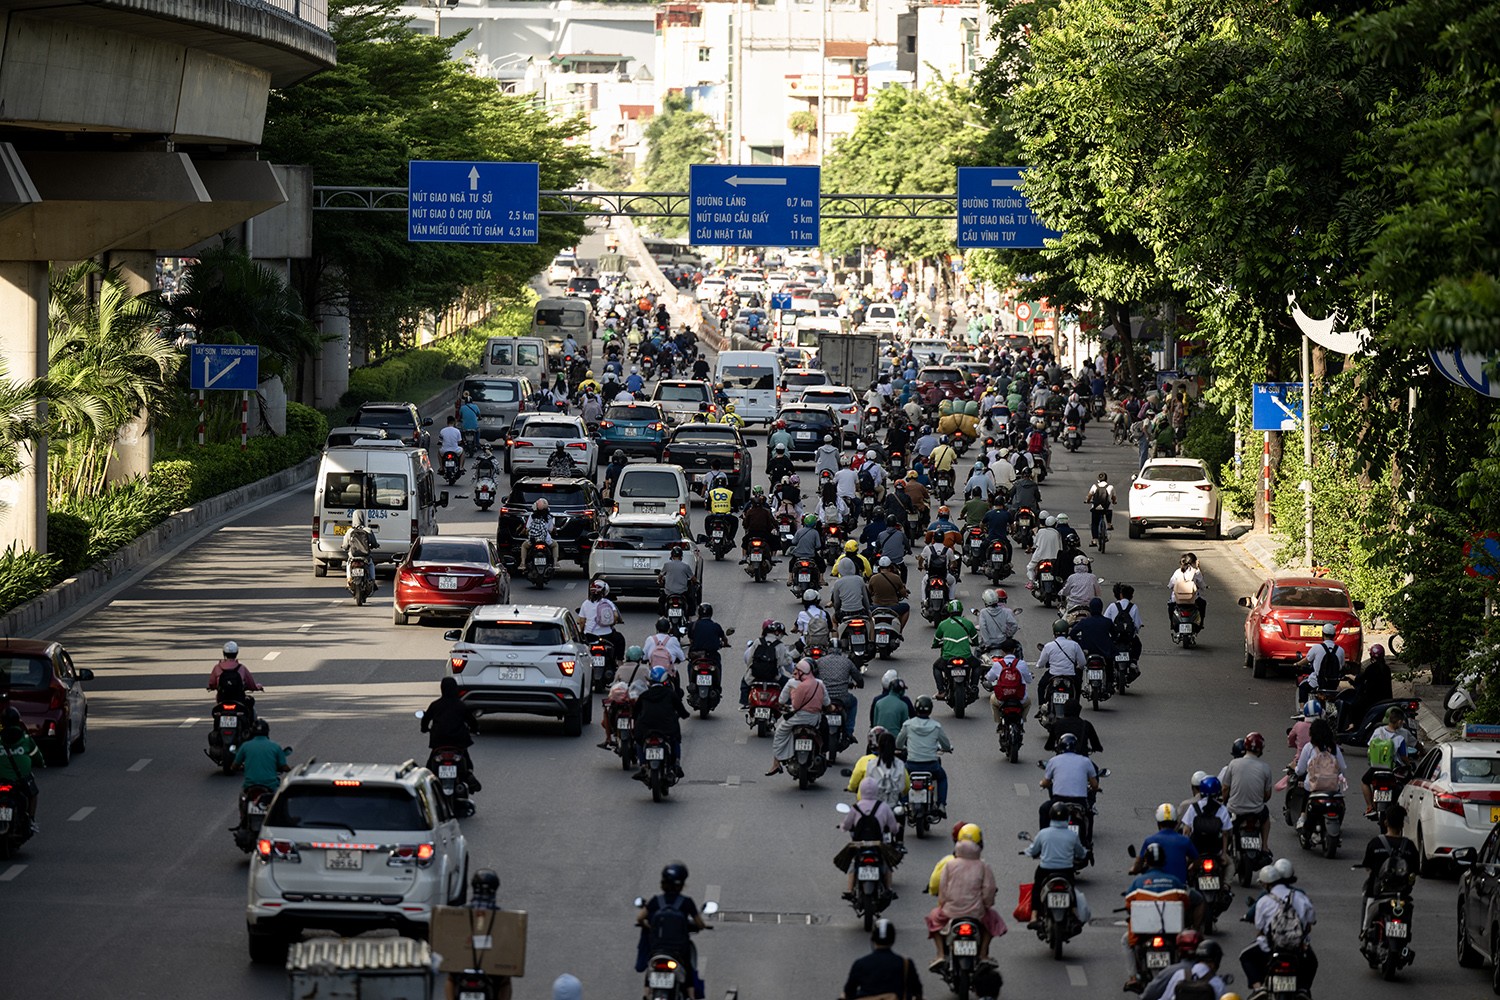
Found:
[611,464,689,519]
[715,350,781,427]
[310,442,446,576]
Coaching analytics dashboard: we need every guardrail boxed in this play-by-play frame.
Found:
[264,0,328,31]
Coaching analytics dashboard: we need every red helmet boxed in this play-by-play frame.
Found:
[776,419,787,429]
[1244,731,1265,755]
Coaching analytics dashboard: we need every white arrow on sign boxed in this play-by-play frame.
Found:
[204,355,240,389]
[725,175,787,188]
[468,166,480,191]
[990,177,1023,188]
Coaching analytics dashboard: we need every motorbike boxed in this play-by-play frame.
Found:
[1015,832,1084,960]
[1298,790,1345,858]
[847,836,895,930]
[1337,697,1423,752]
[1113,640,1139,694]
[1189,855,1232,932]
[745,680,781,737]
[429,747,476,819]
[612,701,637,770]
[907,767,940,838]
[473,468,497,511]
[788,557,819,598]
[822,523,847,567]
[684,653,721,720]
[1229,812,1272,887]
[963,527,987,574]
[1261,950,1312,1000]
[823,702,853,761]
[940,656,977,718]
[703,517,735,561]
[345,553,376,606]
[839,615,875,666]
[1123,881,1184,986]
[1444,666,1478,728]
[1112,411,1130,446]
[0,780,34,858]
[525,541,555,588]
[1012,507,1037,550]
[937,916,991,999]
[1091,395,1107,420]
[1367,767,1405,823]
[872,608,904,659]
[638,731,679,802]
[776,513,796,547]
[440,449,462,486]
[450,971,504,1000]
[991,689,1026,764]
[921,576,950,624]
[1359,885,1415,980]
[664,594,690,637]
[1034,560,1061,608]
[860,489,879,522]
[783,718,828,790]
[638,901,718,1000]
[587,634,617,693]
[1168,602,1201,648]
[744,537,772,583]
[1083,653,1112,711]
[205,700,254,774]
[986,539,1012,583]
[1063,424,1084,452]
[1039,674,1077,727]
[933,468,955,502]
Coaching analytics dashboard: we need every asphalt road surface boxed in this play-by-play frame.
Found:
[1,256,1480,999]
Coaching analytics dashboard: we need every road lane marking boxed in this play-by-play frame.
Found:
[127,758,152,772]
[1067,965,1087,987]
[724,775,740,787]
[263,651,281,661]
[0,864,26,881]
[68,807,95,822]
[1014,782,1030,797]
[179,718,199,729]
[716,824,732,839]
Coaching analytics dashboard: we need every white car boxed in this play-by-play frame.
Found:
[547,255,577,285]
[734,271,767,296]
[246,761,470,965]
[1127,457,1221,539]
[766,271,792,291]
[1398,738,1500,874]
[587,514,703,601]
[864,303,899,334]
[907,338,948,365]
[696,278,727,303]
[508,415,597,477]
[443,604,594,736]
[798,385,861,435]
[778,368,830,406]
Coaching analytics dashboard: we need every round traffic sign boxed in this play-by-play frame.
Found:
[1015,302,1033,322]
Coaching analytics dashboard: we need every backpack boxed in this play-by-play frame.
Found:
[1265,889,1307,949]
[750,640,781,681]
[802,610,832,650]
[648,640,674,670]
[1306,748,1340,793]
[1173,969,1218,1000]
[1027,430,1046,454]
[527,516,549,541]
[1314,643,1341,690]
[927,547,950,578]
[993,656,1026,701]
[216,664,247,704]
[869,758,905,804]
[1109,602,1138,643]
[849,801,884,842]
[1087,484,1111,511]
[1374,836,1416,893]
[857,467,876,493]
[1367,734,1396,770]
[648,895,691,952]
[1189,801,1225,851]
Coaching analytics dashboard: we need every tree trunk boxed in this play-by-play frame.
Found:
[1113,302,1139,393]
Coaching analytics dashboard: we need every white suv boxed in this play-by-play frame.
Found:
[443,604,594,736]
[246,761,470,964]
[1128,457,1222,539]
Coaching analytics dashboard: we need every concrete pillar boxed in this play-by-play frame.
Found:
[0,261,49,554]
[104,250,157,483]
[315,293,351,409]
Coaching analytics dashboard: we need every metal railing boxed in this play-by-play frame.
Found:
[262,0,328,31]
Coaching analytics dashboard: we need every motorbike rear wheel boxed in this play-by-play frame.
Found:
[354,586,367,607]
[1050,923,1065,960]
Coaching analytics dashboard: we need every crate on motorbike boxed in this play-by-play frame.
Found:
[431,905,528,976]
[1125,889,1187,944]
[287,936,433,1000]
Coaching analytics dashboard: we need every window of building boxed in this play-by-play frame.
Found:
[698,47,712,62]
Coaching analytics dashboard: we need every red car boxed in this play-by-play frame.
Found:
[915,366,970,406]
[1238,574,1364,678]
[393,536,510,627]
[0,639,93,765]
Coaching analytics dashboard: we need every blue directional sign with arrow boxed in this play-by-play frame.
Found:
[770,293,793,311]
[1251,382,1304,431]
[955,167,1062,249]
[407,160,539,244]
[190,344,260,392]
[689,165,820,247]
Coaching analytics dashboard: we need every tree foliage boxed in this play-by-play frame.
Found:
[639,94,719,237]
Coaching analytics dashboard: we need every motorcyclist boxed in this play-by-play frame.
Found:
[579,578,626,663]
[704,474,737,548]
[634,666,689,778]
[656,546,699,618]
[963,461,995,501]
[981,495,1013,565]
[897,696,953,817]
[839,919,923,1000]
[787,513,826,589]
[976,589,1019,651]
[931,599,978,699]
[1035,619,1085,717]
[1009,466,1042,515]
[1239,860,1317,994]
[641,617,687,683]
[686,603,730,690]
[1069,597,1117,690]
[720,401,745,429]
[472,442,499,481]
[1060,555,1103,611]
[603,645,651,747]
[420,676,481,794]
[445,869,515,1000]
[813,435,840,476]
[1166,552,1207,630]
[1043,699,1104,756]
[342,509,380,592]
[1338,643,1393,734]
[816,641,863,745]
[635,862,710,999]
[603,449,629,501]
[546,441,578,477]
[769,419,793,455]
[829,561,874,631]
[832,537,873,580]
[741,619,793,707]
[1053,512,1082,555]
[868,556,911,630]
[1023,801,1089,929]
[917,531,961,596]
[0,706,43,832]
[230,718,289,828]
[1221,730,1275,852]
[1104,583,1145,666]
[1085,472,1115,545]
[1179,776,1233,861]
[959,486,990,529]
[1026,516,1063,588]
[1354,803,1419,928]
[1038,732,1099,832]
[437,415,465,472]
[794,589,834,651]
[923,837,1005,968]
[766,659,830,775]
[983,639,1033,723]
[207,640,263,722]
[1295,622,1347,705]
[1360,706,1413,819]
[520,499,558,573]
[926,504,960,537]
[766,442,796,484]
[458,392,481,451]
[739,486,778,562]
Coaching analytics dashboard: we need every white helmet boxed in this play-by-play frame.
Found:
[982,589,999,607]
[223,641,239,657]
[1256,865,1279,886]
[865,450,877,461]
[1044,516,1057,527]
[1055,513,1070,524]
[881,669,900,690]
[878,556,892,567]
[1038,510,1051,520]
[1191,769,1208,791]
[1074,554,1089,566]
[1273,858,1296,882]
[802,589,820,603]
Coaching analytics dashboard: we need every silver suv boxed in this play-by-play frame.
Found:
[245,761,470,964]
[443,604,593,737]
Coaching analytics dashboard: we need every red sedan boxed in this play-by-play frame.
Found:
[0,639,93,766]
[393,536,510,627]
[916,366,970,406]
[1238,574,1364,678]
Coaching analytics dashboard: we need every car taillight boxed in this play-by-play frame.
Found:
[1342,625,1362,634]
[1435,792,1466,816]
[311,516,320,541]
[388,843,435,867]
[1132,482,1148,490]
[1195,484,1214,492]
[661,449,671,462]
[558,659,577,676]
[257,839,300,862]
[410,519,418,543]
[0,784,11,794]
[679,504,687,517]
[650,422,665,431]
[599,420,614,429]
[513,440,532,448]
[449,656,467,673]
[732,449,742,466]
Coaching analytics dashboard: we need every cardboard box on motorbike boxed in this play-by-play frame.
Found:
[430,905,528,976]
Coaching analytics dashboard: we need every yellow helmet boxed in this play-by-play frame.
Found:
[725,402,736,412]
[1218,994,1242,1000]
[844,539,859,553]
[957,823,983,844]
[586,370,595,379]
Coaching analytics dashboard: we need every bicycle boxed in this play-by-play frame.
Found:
[1090,508,1110,554]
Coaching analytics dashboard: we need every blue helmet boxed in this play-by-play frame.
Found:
[648,666,668,685]
[1198,775,1222,798]
[1302,699,1323,718]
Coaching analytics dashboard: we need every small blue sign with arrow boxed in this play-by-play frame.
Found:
[1251,382,1304,431]
[189,344,259,392]
[770,293,793,311]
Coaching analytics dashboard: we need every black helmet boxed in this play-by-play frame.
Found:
[471,868,500,897]
[1143,842,1166,870]
[1049,801,1071,821]
[914,695,934,717]
[661,862,689,890]
[1057,733,1079,754]
[656,616,672,633]
[1194,939,1224,963]
[871,917,897,947]
[612,449,626,463]
[2,706,21,727]
[252,719,270,737]
[698,603,714,618]
[1230,737,1247,759]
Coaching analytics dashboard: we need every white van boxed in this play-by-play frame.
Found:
[310,442,446,576]
[715,350,781,427]
[482,336,547,382]
[611,464,689,519]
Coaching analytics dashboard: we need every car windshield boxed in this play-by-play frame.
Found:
[674,427,738,443]
[509,485,590,507]
[463,381,518,403]
[1269,586,1351,609]
[411,540,490,564]
[569,278,599,291]
[323,472,409,511]
[1140,465,1207,483]
[720,365,775,390]
[605,524,685,549]
[268,785,427,832]
[785,373,827,388]
[618,471,682,497]
[0,654,50,689]
[466,620,567,646]
[921,368,963,383]
[606,405,659,422]
[654,384,708,403]
[534,307,586,330]
[352,410,414,432]
[521,423,582,439]
[785,410,834,427]
[1451,757,1500,784]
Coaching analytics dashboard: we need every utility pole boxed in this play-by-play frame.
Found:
[1301,334,1314,568]
[731,0,743,165]
[818,0,827,162]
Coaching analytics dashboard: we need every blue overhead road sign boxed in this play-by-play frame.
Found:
[770,293,793,311]
[1251,382,1304,431]
[689,165,819,247]
[955,167,1062,249]
[408,161,538,244]
[190,345,259,392]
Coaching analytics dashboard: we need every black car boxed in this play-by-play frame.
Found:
[566,275,602,302]
[1456,824,1500,985]
[495,477,604,569]
[777,403,843,460]
[661,424,758,504]
[352,401,433,449]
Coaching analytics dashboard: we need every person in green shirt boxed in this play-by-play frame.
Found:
[232,719,290,827]
[959,487,990,528]
[1153,419,1177,458]
[0,707,43,831]
[931,599,979,698]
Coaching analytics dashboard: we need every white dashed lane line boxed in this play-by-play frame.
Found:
[263,651,281,661]
[68,807,95,822]
[127,758,152,772]
[178,718,199,729]
[1014,782,1030,797]
[1067,965,1087,987]
[0,864,26,881]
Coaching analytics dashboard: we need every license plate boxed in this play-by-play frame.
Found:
[952,939,978,956]
[350,566,365,577]
[326,849,363,871]
[332,523,350,535]
[712,530,725,539]
[876,634,890,645]
[1299,624,1324,637]
[1199,876,1220,890]
[1385,920,1408,938]
[1241,835,1262,850]
[592,655,605,668]
[617,718,633,731]
[794,738,813,752]
[1040,573,1054,582]
[438,765,458,779]
[1491,805,1500,824]
[1374,789,1391,802]
[991,553,1004,563]
[796,432,815,440]
[1178,623,1193,634]
[1146,951,1170,969]
[0,807,13,821]
[624,427,639,436]
[1052,691,1069,703]
[1046,892,1071,909]
[1087,669,1104,682]
[1115,651,1130,662]
[750,552,763,562]
[696,674,713,686]
[798,573,810,582]
[247,802,265,815]
[634,557,654,569]
[1270,976,1298,993]
[950,669,967,680]
[460,992,486,1000]
[221,716,238,728]
[438,575,458,590]
[648,972,675,989]
[645,747,666,760]
[827,714,842,728]
[493,667,526,681]
[857,865,881,881]
[754,707,771,719]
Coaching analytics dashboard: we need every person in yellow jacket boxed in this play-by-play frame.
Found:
[830,538,873,579]
[846,728,911,800]
[928,436,960,473]
[927,822,985,895]
[720,401,745,428]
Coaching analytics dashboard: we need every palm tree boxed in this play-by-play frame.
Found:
[0,357,48,483]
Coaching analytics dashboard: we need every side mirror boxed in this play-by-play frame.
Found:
[444,629,462,642]
[423,417,434,427]
[1127,844,1137,858]
[1453,847,1478,868]
[283,746,294,754]
[702,901,719,916]
[633,896,645,907]
[78,668,95,682]
[695,534,708,544]
[725,627,736,636]
[414,710,424,720]
[1237,596,1252,608]
[1097,767,1111,779]
[745,439,758,447]
[1016,830,1032,842]
[1352,600,1366,611]
[439,491,450,508]
[840,768,853,778]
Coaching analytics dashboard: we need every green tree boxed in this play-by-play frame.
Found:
[639,94,719,237]
[0,359,49,483]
